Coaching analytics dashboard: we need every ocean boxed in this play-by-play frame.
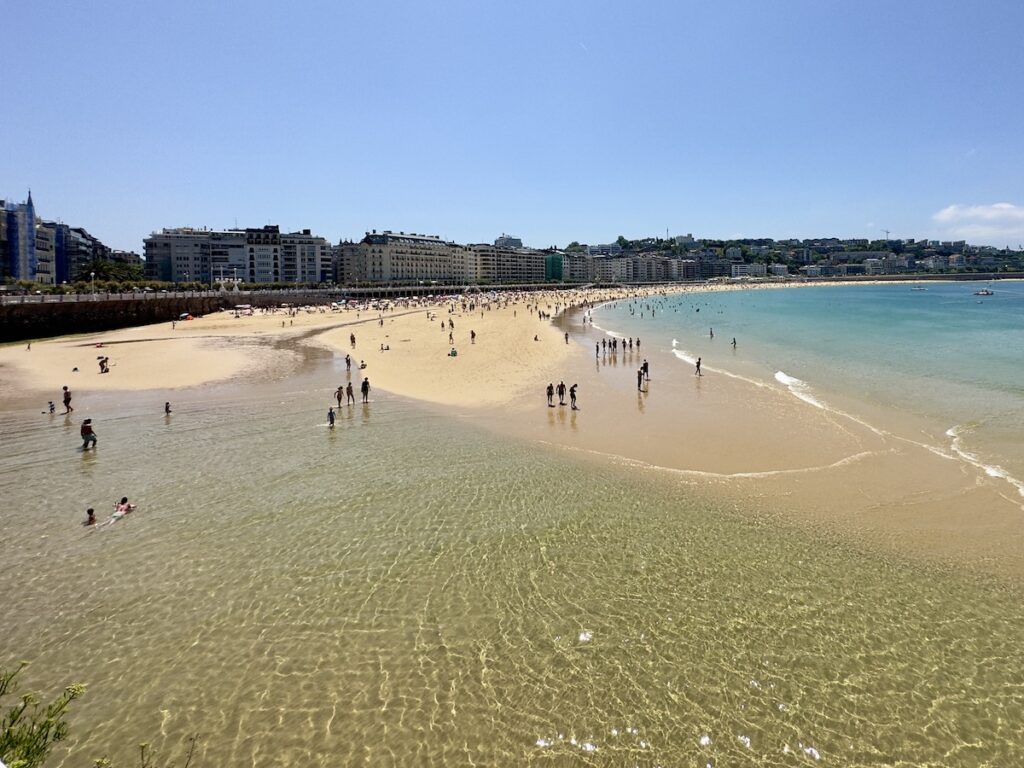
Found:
[3,287,1024,766]
[592,280,1024,501]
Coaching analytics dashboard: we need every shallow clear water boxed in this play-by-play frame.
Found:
[3,345,1024,766]
[595,281,1024,494]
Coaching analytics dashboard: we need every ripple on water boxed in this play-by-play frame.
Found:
[2,386,1024,766]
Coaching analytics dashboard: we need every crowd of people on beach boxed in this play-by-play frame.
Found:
[34,284,728,532]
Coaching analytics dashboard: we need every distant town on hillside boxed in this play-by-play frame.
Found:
[4,192,1022,290]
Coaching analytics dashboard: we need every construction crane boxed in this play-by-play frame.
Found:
[881,229,891,241]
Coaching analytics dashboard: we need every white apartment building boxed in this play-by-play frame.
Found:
[343,231,469,284]
[731,262,767,278]
[561,253,593,282]
[469,244,545,283]
[281,230,331,283]
[145,228,247,283]
[245,226,281,283]
[769,263,789,276]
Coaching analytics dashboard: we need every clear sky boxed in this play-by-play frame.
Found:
[3,0,1023,252]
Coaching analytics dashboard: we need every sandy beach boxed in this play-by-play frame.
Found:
[5,281,1024,767]
[2,281,1022,577]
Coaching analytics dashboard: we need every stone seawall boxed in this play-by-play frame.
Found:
[1,297,228,343]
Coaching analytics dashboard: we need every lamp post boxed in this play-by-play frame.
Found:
[90,272,95,299]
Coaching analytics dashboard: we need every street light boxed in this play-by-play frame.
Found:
[90,272,95,298]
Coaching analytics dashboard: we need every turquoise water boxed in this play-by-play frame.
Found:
[3,323,1024,765]
[594,281,1024,496]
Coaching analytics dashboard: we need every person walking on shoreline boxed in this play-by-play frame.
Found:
[637,368,643,391]
[346,381,355,405]
[642,359,649,381]
[570,384,578,410]
[546,383,555,407]
[336,386,344,407]
[328,407,335,428]
[62,386,73,414]
[361,377,370,403]
[556,380,567,406]
[695,357,702,376]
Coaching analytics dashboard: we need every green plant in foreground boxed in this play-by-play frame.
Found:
[0,662,85,768]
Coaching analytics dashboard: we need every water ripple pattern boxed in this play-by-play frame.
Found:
[2,375,1023,766]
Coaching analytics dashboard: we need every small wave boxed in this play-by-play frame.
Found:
[671,344,698,365]
[774,371,826,409]
[946,425,1024,498]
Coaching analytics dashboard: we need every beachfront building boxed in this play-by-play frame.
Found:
[246,226,281,283]
[2,192,36,281]
[145,225,329,284]
[281,230,331,283]
[42,222,112,284]
[207,231,247,284]
[144,227,247,284]
[33,223,55,285]
[339,230,470,285]
[468,244,545,283]
[731,262,767,278]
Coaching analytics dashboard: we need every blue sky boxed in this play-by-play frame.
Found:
[3,0,1023,252]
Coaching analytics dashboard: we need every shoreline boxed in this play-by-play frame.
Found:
[3,280,1022,578]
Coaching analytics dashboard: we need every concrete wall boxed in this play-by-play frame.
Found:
[1,297,226,343]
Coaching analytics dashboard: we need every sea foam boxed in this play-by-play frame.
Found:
[946,426,1024,499]
[774,371,826,409]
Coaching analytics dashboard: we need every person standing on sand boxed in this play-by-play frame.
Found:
[345,354,352,372]
[361,377,370,403]
[80,419,97,450]
[62,386,73,414]
[564,332,569,344]
[336,387,344,407]
[570,384,578,410]
[595,343,599,358]
[695,357,702,376]
[557,380,566,406]
[346,382,355,405]
[637,368,643,390]
[642,359,649,381]
[546,383,555,407]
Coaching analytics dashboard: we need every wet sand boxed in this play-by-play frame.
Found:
[3,282,1022,578]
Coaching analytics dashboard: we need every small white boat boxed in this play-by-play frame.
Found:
[974,288,994,296]
[911,286,928,291]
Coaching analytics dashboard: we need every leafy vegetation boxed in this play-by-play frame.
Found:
[0,663,84,768]
[72,259,144,284]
